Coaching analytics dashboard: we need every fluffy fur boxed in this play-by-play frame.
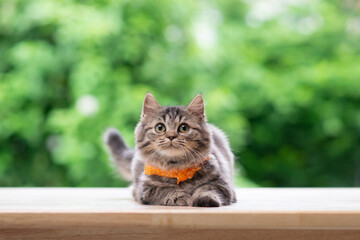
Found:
[104,93,236,207]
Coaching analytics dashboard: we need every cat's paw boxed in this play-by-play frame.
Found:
[164,193,190,206]
[192,195,221,207]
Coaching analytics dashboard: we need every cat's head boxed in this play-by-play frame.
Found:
[135,93,211,169]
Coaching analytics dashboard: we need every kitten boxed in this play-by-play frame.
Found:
[104,93,236,207]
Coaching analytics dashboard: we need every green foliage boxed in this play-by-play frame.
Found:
[0,0,359,187]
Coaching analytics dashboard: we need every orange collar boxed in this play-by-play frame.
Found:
[144,156,210,185]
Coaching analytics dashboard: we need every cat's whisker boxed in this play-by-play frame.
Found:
[183,146,202,166]
[188,146,207,159]
[179,146,195,164]
[185,147,210,175]
[183,148,195,165]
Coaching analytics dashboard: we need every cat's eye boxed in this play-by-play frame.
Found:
[178,123,190,133]
[155,123,166,133]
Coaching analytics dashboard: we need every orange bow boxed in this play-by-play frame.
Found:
[144,156,210,185]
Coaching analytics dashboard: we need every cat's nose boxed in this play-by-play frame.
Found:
[167,135,177,141]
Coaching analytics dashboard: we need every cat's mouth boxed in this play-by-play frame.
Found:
[164,145,180,150]
[159,143,184,156]
[165,141,180,148]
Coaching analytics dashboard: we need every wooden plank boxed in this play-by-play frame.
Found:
[0,228,360,240]
[0,188,359,239]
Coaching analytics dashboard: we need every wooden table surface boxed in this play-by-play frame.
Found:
[0,188,360,239]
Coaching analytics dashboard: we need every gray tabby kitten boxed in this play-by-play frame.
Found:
[104,93,236,207]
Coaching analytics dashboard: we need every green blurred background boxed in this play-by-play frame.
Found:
[0,0,359,187]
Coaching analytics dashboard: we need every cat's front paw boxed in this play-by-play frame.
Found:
[163,193,190,206]
[192,195,220,207]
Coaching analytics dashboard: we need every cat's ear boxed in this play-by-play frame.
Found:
[142,92,161,118]
[186,94,206,121]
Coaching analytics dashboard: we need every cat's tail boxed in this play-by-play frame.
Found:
[103,128,134,181]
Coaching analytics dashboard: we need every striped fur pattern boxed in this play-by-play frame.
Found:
[104,93,236,207]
